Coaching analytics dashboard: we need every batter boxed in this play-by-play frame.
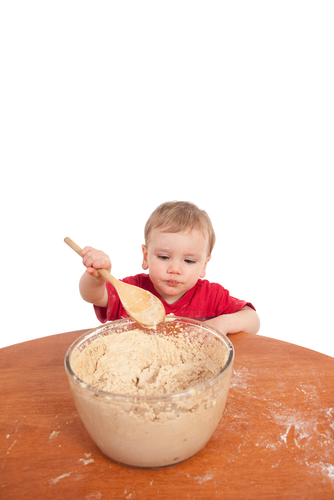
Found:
[71,328,227,395]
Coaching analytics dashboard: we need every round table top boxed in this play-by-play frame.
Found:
[1,328,333,499]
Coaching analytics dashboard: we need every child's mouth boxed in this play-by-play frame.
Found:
[165,280,180,287]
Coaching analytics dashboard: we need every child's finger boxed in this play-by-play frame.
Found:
[83,251,102,268]
[83,253,111,272]
[91,258,110,270]
[86,267,104,280]
[81,246,94,257]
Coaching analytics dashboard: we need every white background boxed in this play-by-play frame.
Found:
[1,2,333,357]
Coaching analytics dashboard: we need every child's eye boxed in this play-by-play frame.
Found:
[185,259,196,264]
[158,255,169,260]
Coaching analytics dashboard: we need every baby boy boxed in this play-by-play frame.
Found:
[79,201,260,335]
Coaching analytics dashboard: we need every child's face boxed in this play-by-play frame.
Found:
[142,229,211,304]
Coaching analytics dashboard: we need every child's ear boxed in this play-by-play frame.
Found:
[199,256,211,278]
[142,244,149,270]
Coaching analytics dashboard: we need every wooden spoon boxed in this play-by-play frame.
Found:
[64,237,165,327]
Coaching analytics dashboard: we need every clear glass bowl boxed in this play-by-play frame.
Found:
[64,316,234,468]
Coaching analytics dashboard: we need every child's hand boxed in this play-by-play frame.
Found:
[81,246,112,282]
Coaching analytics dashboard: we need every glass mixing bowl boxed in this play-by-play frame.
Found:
[65,316,234,468]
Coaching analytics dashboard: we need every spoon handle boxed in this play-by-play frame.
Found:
[64,237,82,256]
[64,237,118,286]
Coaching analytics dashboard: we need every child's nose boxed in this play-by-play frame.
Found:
[167,260,181,274]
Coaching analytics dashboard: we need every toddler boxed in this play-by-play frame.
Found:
[79,201,260,335]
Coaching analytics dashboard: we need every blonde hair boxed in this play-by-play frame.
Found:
[144,201,216,255]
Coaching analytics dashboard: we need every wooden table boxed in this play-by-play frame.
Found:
[1,329,333,499]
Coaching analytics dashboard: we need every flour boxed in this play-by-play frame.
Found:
[72,328,227,396]
[226,364,334,487]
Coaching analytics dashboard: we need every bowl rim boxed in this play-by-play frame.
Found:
[64,316,234,402]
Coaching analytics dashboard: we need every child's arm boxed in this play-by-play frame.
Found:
[79,246,111,307]
[205,306,260,335]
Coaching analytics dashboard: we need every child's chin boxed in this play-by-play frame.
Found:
[164,290,186,303]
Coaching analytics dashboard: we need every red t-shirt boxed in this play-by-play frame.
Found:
[94,273,255,323]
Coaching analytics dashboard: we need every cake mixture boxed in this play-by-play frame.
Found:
[71,328,227,395]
